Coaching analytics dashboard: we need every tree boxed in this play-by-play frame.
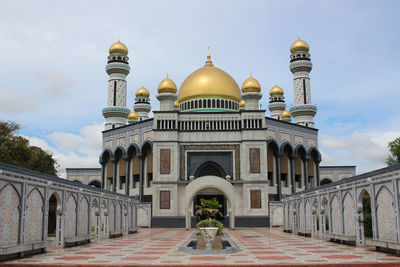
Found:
[195,198,223,220]
[386,137,400,166]
[0,121,58,175]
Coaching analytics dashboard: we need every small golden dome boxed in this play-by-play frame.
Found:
[270,85,284,95]
[178,52,241,102]
[174,100,179,109]
[109,41,128,55]
[158,74,177,94]
[290,38,310,53]
[281,110,291,119]
[241,73,261,93]
[239,100,245,108]
[128,111,138,121]
[136,87,150,97]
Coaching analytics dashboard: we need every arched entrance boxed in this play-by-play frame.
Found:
[184,176,235,229]
[194,161,226,178]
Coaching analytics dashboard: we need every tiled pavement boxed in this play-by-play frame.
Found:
[2,228,400,266]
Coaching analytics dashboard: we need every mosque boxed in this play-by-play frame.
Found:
[66,39,355,228]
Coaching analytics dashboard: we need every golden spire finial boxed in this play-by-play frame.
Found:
[166,73,169,79]
[205,47,213,66]
[250,72,252,78]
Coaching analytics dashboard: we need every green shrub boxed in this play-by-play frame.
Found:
[363,213,373,238]
[196,219,224,236]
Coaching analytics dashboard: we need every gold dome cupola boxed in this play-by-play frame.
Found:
[241,73,261,93]
[109,41,129,55]
[158,74,177,94]
[290,38,310,53]
[177,50,241,112]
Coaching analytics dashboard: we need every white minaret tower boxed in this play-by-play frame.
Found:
[134,87,151,120]
[268,85,286,119]
[102,41,131,130]
[289,38,317,127]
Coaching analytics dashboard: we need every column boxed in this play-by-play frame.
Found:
[112,161,117,192]
[290,158,296,194]
[101,163,105,189]
[125,158,131,196]
[275,155,282,200]
[303,159,309,190]
[139,156,144,202]
[315,161,320,186]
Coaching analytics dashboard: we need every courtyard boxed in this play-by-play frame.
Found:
[2,228,400,266]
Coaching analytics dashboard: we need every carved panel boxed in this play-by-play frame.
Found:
[117,137,125,147]
[129,134,139,144]
[160,149,171,174]
[251,190,261,209]
[250,148,260,173]
[143,131,153,140]
[104,140,112,149]
[160,191,170,209]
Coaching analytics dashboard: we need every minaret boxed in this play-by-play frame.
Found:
[133,87,151,120]
[288,38,317,127]
[268,85,286,119]
[157,74,178,111]
[241,73,262,110]
[103,41,131,130]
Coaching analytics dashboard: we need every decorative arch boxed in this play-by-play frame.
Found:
[293,144,307,159]
[298,199,304,229]
[376,186,396,241]
[305,199,311,230]
[267,139,279,156]
[65,194,77,237]
[24,188,44,242]
[78,196,89,235]
[88,179,101,188]
[0,184,20,246]
[194,161,226,178]
[279,142,294,157]
[141,140,153,157]
[100,148,114,164]
[109,201,116,232]
[307,147,321,162]
[331,194,341,234]
[114,146,127,161]
[184,176,235,228]
[343,192,356,236]
[320,178,333,185]
[127,142,141,158]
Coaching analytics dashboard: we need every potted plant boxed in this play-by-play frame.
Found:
[195,198,224,250]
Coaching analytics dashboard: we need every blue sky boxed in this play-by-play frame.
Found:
[0,0,399,176]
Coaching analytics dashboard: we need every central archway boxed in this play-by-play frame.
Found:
[184,175,235,229]
[194,161,226,178]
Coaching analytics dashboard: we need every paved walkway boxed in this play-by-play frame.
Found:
[2,228,400,266]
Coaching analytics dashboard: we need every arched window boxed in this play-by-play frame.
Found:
[212,99,216,108]
[217,99,220,108]
[199,100,203,108]
[221,100,225,108]
[208,99,211,108]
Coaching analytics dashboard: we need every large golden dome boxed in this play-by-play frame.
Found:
[290,39,310,53]
[109,41,128,55]
[158,74,177,94]
[177,53,241,102]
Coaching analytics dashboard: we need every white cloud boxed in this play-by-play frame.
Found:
[37,69,72,96]
[25,122,104,178]
[320,131,400,174]
[0,88,37,113]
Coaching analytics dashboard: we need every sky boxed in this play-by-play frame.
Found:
[0,0,399,177]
